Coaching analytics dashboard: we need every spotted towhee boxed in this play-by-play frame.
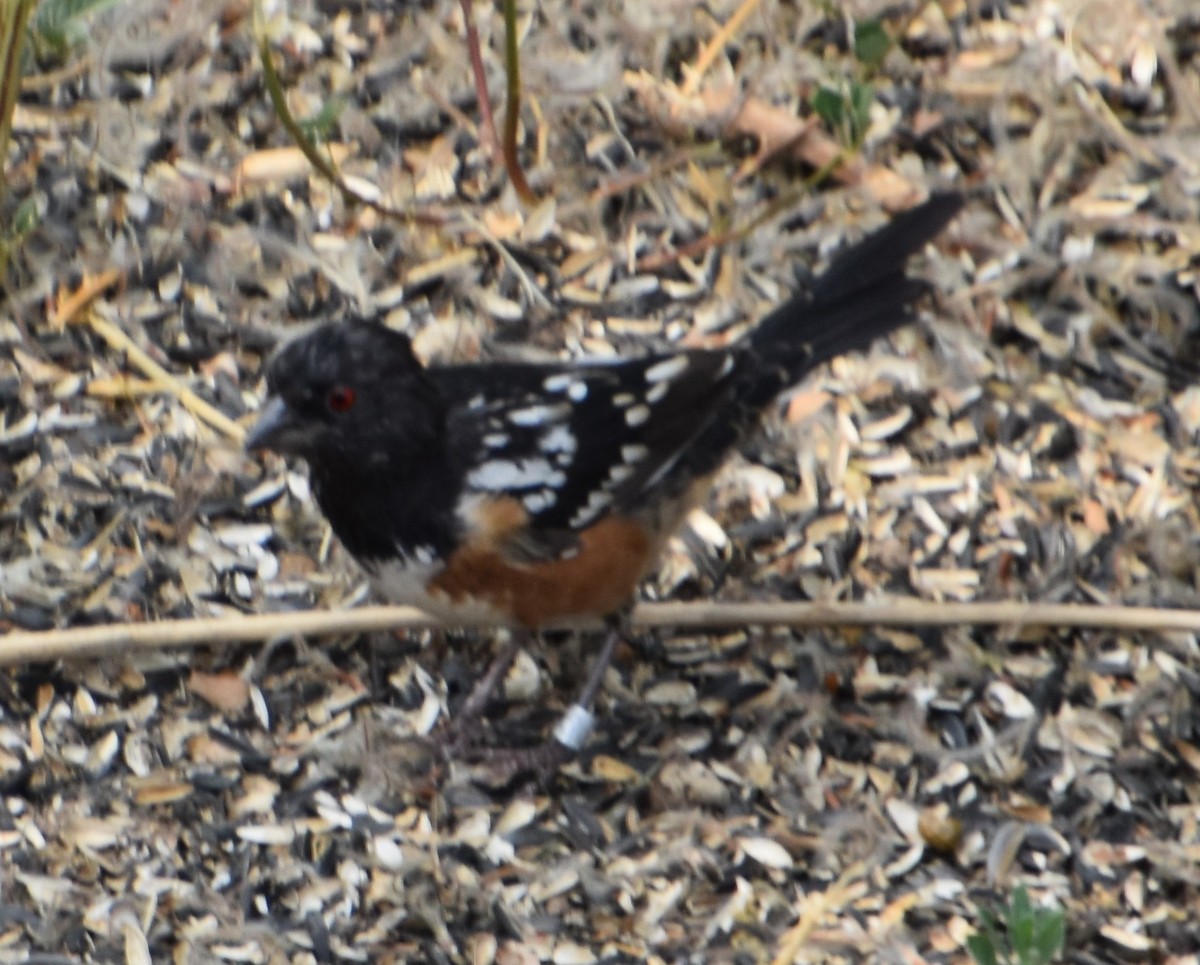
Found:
[247,192,964,766]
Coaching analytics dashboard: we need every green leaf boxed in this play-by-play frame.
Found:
[1010,886,1033,920]
[848,81,874,138]
[1009,887,1036,957]
[31,0,122,55]
[811,85,845,129]
[1032,909,1065,964]
[11,194,40,236]
[297,97,345,142]
[854,18,891,70]
[967,932,1000,965]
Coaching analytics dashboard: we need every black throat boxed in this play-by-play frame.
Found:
[308,448,461,565]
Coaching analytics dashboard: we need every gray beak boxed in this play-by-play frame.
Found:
[245,396,308,454]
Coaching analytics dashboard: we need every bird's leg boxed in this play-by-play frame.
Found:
[465,615,628,778]
[437,630,524,751]
[549,619,622,755]
[457,631,524,723]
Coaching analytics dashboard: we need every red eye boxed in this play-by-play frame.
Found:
[327,386,357,413]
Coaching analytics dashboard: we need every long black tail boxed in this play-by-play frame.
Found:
[748,192,964,387]
[656,193,963,498]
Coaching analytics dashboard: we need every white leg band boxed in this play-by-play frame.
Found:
[552,704,595,751]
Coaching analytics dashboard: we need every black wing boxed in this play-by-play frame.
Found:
[432,348,743,552]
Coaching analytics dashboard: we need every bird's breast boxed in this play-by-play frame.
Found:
[365,554,513,625]
[363,516,654,629]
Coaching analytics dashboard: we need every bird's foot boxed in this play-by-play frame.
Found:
[455,735,577,782]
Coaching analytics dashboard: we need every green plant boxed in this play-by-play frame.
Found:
[295,96,344,143]
[0,0,34,154]
[1,0,38,281]
[852,18,891,71]
[810,79,874,147]
[4,0,122,281]
[967,886,1065,965]
[810,17,892,148]
[28,0,122,61]
[498,0,533,202]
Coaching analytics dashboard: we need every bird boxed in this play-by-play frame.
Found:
[246,192,964,769]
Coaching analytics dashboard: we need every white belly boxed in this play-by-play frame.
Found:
[366,556,513,626]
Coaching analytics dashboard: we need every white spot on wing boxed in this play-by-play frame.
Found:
[568,381,588,401]
[613,393,635,407]
[523,489,556,513]
[645,382,669,404]
[608,464,634,484]
[508,403,570,426]
[645,355,690,383]
[625,404,651,427]
[483,432,509,448]
[621,444,649,463]
[468,459,566,491]
[718,353,735,376]
[586,490,612,511]
[539,424,576,454]
[543,373,574,392]
[570,489,613,526]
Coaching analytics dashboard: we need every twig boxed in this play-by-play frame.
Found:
[82,309,246,441]
[48,272,246,439]
[48,268,122,327]
[633,156,837,272]
[458,210,552,310]
[3,600,1199,668]
[635,224,743,273]
[771,862,865,965]
[458,0,498,156]
[251,0,445,225]
[0,0,37,212]
[500,0,535,202]
[682,0,764,96]
[634,129,900,271]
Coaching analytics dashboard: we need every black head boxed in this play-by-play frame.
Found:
[246,321,444,464]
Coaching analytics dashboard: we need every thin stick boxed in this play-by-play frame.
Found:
[458,210,552,309]
[0,606,439,666]
[3,600,1199,668]
[772,862,865,965]
[500,0,535,202]
[251,0,445,225]
[47,272,247,441]
[459,0,498,156]
[0,0,37,208]
[48,269,122,327]
[682,0,764,96]
[82,311,247,441]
